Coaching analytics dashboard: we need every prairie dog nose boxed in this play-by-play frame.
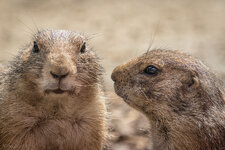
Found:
[50,71,69,79]
[111,66,123,82]
[49,63,70,79]
[49,54,73,79]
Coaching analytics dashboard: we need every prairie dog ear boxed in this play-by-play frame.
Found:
[181,71,199,88]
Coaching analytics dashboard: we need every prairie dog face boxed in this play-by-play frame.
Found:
[111,50,211,115]
[20,30,101,97]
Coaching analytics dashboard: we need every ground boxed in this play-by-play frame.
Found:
[0,0,224,149]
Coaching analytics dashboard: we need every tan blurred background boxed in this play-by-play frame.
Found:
[0,0,225,149]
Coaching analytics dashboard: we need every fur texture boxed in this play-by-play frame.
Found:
[0,30,106,150]
[112,50,225,150]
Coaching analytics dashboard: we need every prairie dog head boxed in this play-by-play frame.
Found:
[12,30,102,98]
[111,50,224,119]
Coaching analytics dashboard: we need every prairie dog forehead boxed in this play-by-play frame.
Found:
[33,30,86,49]
[142,50,209,72]
[139,52,165,68]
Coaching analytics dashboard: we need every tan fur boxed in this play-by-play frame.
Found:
[0,64,4,72]
[111,50,225,150]
[0,30,106,150]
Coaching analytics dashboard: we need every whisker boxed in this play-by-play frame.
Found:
[146,21,161,55]
[86,33,103,41]
[138,88,149,101]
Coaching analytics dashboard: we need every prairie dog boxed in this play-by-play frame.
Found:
[0,30,106,150]
[111,50,225,150]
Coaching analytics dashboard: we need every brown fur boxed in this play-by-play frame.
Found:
[0,30,106,150]
[111,50,225,150]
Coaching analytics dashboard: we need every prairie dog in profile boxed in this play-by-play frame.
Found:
[112,50,225,150]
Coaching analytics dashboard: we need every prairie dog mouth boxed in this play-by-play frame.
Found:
[45,88,69,94]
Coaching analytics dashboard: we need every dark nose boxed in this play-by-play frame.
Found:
[111,66,122,82]
[50,71,69,79]
[111,71,116,82]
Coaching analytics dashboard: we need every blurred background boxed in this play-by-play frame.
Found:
[0,0,224,149]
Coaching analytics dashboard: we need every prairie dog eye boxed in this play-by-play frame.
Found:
[32,41,39,53]
[144,65,158,76]
[80,42,86,53]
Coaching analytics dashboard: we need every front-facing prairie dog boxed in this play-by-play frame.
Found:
[0,30,106,150]
[111,50,225,150]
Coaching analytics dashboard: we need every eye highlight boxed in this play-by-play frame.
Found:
[32,41,39,53]
[144,65,158,76]
[80,42,86,53]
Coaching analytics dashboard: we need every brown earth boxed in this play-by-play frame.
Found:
[0,0,225,149]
